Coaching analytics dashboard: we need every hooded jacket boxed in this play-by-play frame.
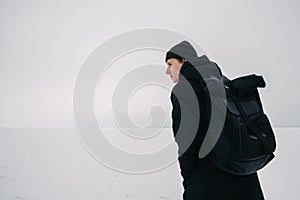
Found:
[168,41,265,200]
[171,55,221,157]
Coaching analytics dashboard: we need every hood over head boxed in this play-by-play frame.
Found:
[165,40,198,63]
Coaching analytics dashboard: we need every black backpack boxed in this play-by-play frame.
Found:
[208,74,276,176]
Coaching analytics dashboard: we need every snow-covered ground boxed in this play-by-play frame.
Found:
[0,127,298,200]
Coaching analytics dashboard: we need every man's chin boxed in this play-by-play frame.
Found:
[172,79,179,84]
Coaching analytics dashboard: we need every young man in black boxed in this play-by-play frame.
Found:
[165,41,265,200]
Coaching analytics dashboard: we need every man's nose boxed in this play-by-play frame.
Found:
[166,68,170,74]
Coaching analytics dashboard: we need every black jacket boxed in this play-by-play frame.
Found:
[170,55,265,200]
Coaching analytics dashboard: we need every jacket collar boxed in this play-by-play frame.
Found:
[179,55,212,81]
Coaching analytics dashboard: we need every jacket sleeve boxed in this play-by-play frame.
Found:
[171,78,211,156]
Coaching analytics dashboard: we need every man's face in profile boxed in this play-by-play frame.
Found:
[166,58,185,83]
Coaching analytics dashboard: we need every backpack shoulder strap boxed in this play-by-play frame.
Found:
[222,75,231,87]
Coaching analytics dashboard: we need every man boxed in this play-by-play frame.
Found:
[165,40,265,199]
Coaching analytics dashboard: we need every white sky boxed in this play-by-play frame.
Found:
[0,0,299,128]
